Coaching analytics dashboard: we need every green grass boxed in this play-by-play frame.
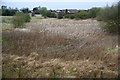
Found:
[2,17,13,23]
[31,17,45,19]
[69,69,77,73]
[107,47,119,52]
[2,23,13,30]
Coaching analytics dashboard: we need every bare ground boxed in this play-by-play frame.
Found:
[2,18,118,78]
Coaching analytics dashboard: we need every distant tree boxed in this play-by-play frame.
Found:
[39,7,48,17]
[57,12,64,19]
[33,7,40,14]
[39,7,47,14]
[20,8,29,14]
[33,7,38,12]
[88,7,102,18]
[1,5,18,16]
[1,5,7,10]
[75,11,89,19]
[46,12,56,18]
[65,9,68,14]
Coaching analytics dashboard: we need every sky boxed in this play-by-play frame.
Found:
[1,0,118,10]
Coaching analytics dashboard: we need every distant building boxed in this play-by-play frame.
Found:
[48,10,61,13]
[48,9,79,14]
[68,9,78,14]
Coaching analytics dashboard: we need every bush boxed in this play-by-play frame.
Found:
[69,14,75,19]
[57,12,64,19]
[1,6,18,16]
[31,12,35,17]
[88,7,102,18]
[39,7,48,18]
[64,11,88,20]
[46,12,56,18]
[102,20,119,34]
[75,11,89,19]
[96,8,104,21]
[24,14,31,22]
[12,12,31,28]
[64,14,70,18]
[39,7,56,18]
[64,14,75,19]
[97,2,119,34]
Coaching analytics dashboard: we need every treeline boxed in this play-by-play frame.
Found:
[0,6,18,16]
[64,7,101,19]
[0,6,32,16]
[1,1,119,34]
[39,2,119,34]
[1,6,31,28]
[39,7,56,18]
[37,7,102,19]
[58,2,119,34]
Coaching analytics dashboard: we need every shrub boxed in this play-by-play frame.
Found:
[39,7,48,18]
[12,12,31,28]
[102,20,119,34]
[64,14,75,19]
[64,14,71,18]
[39,7,56,18]
[64,11,88,20]
[31,12,35,17]
[96,8,104,21]
[46,12,57,18]
[69,14,75,19]
[97,2,119,34]
[12,12,25,28]
[88,7,102,18]
[24,14,31,22]
[57,12,64,19]
[1,6,18,16]
[75,11,89,19]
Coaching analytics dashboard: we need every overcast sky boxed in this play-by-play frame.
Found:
[1,0,118,10]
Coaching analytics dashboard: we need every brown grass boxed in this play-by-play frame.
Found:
[2,18,118,78]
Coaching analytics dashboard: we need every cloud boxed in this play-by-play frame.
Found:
[2,0,117,2]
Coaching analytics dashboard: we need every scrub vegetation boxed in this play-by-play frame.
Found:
[1,1,119,78]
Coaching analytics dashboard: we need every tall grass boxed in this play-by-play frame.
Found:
[2,31,70,56]
[2,19,118,78]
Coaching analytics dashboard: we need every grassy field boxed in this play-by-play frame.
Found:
[2,16,119,78]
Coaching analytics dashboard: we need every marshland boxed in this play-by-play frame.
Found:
[1,1,119,78]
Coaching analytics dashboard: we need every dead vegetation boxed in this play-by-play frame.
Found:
[2,18,118,78]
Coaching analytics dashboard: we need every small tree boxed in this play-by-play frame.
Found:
[75,11,88,19]
[57,12,64,19]
[20,8,29,14]
[24,14,31,22]
[46,12,56,18]
[97,2,119,34]
[12,12,25,28]
[88,7,102,18]
[39,7,48,17]
[12,12,31,28]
